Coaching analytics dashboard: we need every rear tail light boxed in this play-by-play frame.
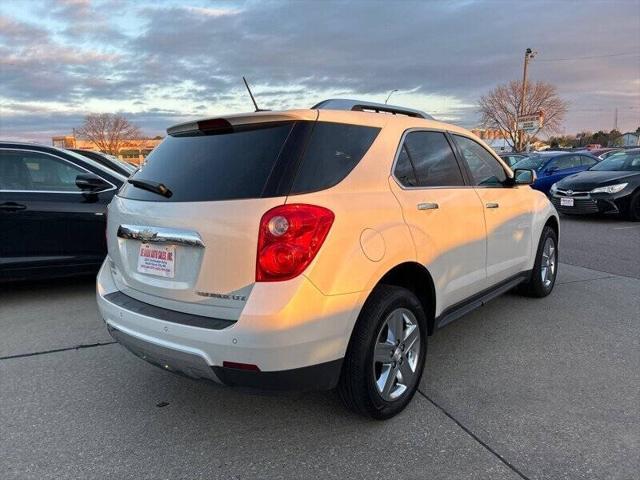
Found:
[256,204,334,282]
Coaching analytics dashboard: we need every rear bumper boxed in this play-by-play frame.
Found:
[107,323,342,391]
[97,260,362,391]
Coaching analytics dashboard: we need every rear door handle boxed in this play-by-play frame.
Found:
[485,202,499,209]
[0,202,27,212]
[417,202,439,210]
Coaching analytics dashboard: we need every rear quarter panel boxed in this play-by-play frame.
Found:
[289,115,417,296]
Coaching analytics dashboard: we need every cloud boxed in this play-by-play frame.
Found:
[183,6,242,17]
[0,0,638,141]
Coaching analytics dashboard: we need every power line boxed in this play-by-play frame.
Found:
[569,106,638,112]
[536,52,640,62]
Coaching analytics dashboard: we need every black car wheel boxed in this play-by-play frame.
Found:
[519,225,558,298]
[338,285,428,419]
[628,191,640,222]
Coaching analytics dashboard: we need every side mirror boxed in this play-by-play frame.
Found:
[513,168,537,185]
[546,166,558,174]
[76,173,111,192]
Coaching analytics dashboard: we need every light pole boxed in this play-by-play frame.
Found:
[518,48,536,151]
[384,89,398,104]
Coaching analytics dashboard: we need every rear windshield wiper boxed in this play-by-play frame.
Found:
[127,178,173,198]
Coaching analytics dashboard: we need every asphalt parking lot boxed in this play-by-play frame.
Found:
[1,215,639,480]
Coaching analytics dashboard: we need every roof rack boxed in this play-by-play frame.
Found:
[311,98,433,120]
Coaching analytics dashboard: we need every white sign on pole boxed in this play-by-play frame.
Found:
[517,112,544,133]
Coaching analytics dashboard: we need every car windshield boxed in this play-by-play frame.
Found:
[589,151,640,172]
[106,155,136,174]
[512,155,545,170]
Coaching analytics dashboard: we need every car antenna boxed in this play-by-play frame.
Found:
[243,76,269,112]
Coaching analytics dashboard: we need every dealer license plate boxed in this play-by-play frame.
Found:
[137,243,176,278]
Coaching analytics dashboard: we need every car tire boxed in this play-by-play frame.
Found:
[519,225,558,298]
[627,191,640,222]
[338,285,428,419]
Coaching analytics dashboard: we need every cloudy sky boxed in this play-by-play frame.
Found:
[1,0,639,142]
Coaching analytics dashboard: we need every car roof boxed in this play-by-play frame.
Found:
[0,141,126,181]
[168,99,468,136]
[533,150,594,157]
[165,107,508,171]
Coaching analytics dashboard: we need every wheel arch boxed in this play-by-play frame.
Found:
[374,262,437,335]
[545,214,559,239]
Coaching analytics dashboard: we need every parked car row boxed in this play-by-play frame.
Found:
[511,151,601,194]
[0,142,126,281]
[501,148,640,220]
[0,102,636,418]
[549,149,640,220]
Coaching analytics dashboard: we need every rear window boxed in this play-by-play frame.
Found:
[119,121,379,202]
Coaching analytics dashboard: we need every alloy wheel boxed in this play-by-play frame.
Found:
[540,237,557,288]
[372,308,421,401]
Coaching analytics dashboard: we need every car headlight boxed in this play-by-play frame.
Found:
[590,183,628,194]
[550,183,558,194]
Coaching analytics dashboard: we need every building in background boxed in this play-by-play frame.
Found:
[51,135,163,165]
[619,132,640,147]
[471,128,514,152]
[470,127,549,152]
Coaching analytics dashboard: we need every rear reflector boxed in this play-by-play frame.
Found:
[222,361,261,371]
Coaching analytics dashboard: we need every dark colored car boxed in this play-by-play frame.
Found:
[581,148,623,160]
[70,149,136,176]
[550,149,640,220]
[498,152,528,167]
[0,142,126,281]
[512,151,600,194]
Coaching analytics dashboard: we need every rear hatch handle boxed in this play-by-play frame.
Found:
[117,224,205,248]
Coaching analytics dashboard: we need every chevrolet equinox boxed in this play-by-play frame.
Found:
[97,99,559,419]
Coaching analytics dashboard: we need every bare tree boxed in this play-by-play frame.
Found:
[478,80,568,152]
[76,113,142,155]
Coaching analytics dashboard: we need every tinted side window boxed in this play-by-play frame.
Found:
[580,155,597,167]
[401,131,464,187]
[453,135,507,186]
[553,155,581,170]
[290,122,380,194]
[0,150,86,191]
[394,145,418,187]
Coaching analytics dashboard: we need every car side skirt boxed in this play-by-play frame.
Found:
[435,271,532,329]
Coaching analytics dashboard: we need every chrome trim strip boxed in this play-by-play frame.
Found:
[117,224,205,248]
[553,189,591,199]
[0,147,117,194]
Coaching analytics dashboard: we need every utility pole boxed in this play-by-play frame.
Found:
[518,48,536,151]
[614,107,618,131]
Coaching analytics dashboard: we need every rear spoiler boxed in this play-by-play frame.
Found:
[167,111,318,137]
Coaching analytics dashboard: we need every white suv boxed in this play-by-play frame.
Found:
[97,99,558,419]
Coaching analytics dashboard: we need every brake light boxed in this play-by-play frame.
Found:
[256,204,334,282]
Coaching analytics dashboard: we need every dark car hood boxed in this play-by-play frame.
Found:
[555,170,640,191]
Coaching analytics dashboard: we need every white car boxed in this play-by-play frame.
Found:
[97,99,558,419]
